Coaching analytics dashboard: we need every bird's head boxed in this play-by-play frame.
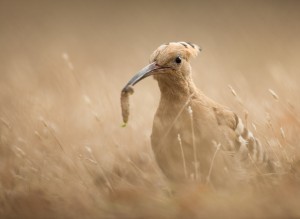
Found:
[122,42,201,92]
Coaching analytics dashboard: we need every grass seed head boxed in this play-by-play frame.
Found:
[268,89,279,100]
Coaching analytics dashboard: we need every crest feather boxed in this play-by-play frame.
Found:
[150,42,201,63]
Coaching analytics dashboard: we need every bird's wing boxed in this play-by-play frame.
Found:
[212,106,238,131]
[212,106,270,165]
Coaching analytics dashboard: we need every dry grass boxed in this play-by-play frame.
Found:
[1,1,300,218]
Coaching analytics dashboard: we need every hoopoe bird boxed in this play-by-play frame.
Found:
[122,42,274,186]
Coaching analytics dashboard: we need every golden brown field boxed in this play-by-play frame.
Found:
[1,1,300,218]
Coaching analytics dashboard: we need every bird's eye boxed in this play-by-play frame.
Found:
[175,56,182,64]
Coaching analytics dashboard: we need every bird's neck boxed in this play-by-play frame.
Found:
[156,74,198,103]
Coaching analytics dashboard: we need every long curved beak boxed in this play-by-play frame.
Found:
[122,62,165,92]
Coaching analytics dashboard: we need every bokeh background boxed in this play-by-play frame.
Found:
[1,1,300,218]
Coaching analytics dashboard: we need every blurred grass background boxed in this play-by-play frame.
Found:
[0,1,300,218]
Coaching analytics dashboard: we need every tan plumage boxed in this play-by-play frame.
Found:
[122,42,274,185]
